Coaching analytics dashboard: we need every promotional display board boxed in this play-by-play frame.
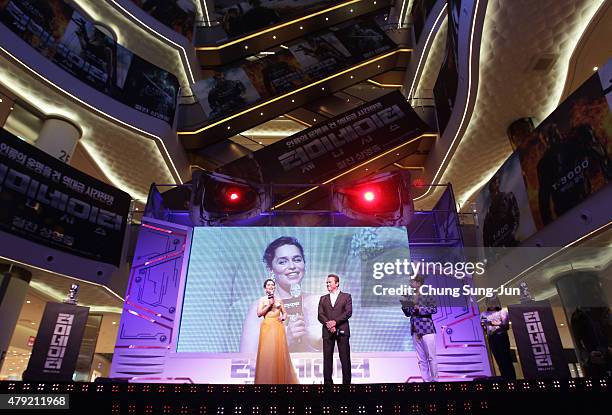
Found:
[192,14,396,123]
[0,129,131,265]
[508,301,570,379]
[0,0,180,124]
[23,302,89,382]
[218,91,431,184]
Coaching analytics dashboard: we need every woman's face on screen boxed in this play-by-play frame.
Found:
[270,244,305,290]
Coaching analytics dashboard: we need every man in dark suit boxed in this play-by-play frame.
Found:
[318,274,352,384]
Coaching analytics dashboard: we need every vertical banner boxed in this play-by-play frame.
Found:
[508,301,570,379]
[23,302,89,381]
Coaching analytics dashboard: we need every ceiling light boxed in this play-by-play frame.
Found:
[112,322,117,325]
[31,322,35,325]
[260,112,264,116]
[272,35,276,39]
[291,99,295,103]
[321,87,325,90]
[593,66,598,71]
[0,98,3,103]
[26,300,31,304]
[299,26,303,30]
[325,17,329,21]
[244,45,249,50]
[350,9,353,13]
[258,142,263,145]
[227,126,231,130]
[313,119,317,122]
[10,107,14,110]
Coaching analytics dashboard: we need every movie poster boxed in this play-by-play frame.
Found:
[55,11,116,93]
[192,67,261,120]
[433,0,461,133]
[122,55,180,123]
[410,0,437,42]
[243,50,304,96]
[214,0,335,39]
[0,0,72,59]
[475,152,537,260]
[132,0,196,41]
[0,0,180,124]
[510,73,612,228]
[289,33,351,79]
[333,19,394,59]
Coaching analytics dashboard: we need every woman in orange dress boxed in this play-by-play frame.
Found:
[254,279,299,384]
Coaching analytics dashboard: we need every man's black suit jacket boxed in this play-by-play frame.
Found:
[318,292,352,339]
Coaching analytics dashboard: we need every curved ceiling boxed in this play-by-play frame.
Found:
[414,0,609,210]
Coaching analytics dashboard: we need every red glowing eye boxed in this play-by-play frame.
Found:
[229,192,239,201]
[363,191,375,202]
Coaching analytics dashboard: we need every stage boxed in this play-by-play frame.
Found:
[1,378,609,414]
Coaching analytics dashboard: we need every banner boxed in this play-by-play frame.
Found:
[433,0,461,132]
[0,0,179,124]
[410,0,437,43]
[0,129,131,265]
[475,152,537,260]
[509,72,612,228]
[218,90,431,184]
[508,301,570,379]
[192,13,396,123]
[214,0,337,40]
[132,0,195,41]
[23,302,89,382]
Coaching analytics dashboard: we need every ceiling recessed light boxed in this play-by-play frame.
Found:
[291,99,295,103]
[258,142,263,145]
[350,9,353,13]
[10,107,14,111]
[350,75,354,79]
[31,322,35,325]
[26,300,31,304]
[244,45,249,49]
[272,35,276,39]
[296,202,300,205]
[0,98,3,103]
[560,323,565,326]
[321,87,325,90]
[593,66,599,71]
[313,119,317,122]
[112,322,117,325]
[260,112,264,116]
[299,26,303,30]
[377,65,381,68]
[325,17,329,21]
[365,168,369,171]
[227,126,231,130]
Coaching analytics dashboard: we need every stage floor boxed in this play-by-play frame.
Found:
[0,378,609,414]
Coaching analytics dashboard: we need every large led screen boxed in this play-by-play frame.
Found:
[178,227,414,354]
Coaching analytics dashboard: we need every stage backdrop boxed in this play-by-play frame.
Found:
[111,220,491,384]
[218,90,431,184]
[0,0,180,124]
[0,129,131,266]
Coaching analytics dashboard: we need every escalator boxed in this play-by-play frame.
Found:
[178,11,412,150]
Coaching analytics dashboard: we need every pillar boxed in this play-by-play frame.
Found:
[35,118,81,164]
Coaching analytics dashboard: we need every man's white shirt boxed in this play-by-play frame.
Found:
[330,290,341,307]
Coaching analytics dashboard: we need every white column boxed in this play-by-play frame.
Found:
[36,118,81,164]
